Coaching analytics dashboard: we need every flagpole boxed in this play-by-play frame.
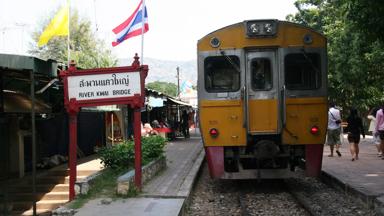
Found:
[140,0,145,64]
[67,0,71,66]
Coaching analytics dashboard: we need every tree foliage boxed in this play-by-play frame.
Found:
[287,0,384,114]
[29,10,117,69]
[146,81,178,97]
[346,0,384,42]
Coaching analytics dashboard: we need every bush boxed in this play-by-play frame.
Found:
[97,141,134,170]
[141,135,167,164]
[98,136,167,170]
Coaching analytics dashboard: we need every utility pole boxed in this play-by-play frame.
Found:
[176,66,180,99]
[176,66,180,122]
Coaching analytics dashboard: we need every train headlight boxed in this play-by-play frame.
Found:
[209,128,219,138]
[245,20,277,37]
[310,126,320,135]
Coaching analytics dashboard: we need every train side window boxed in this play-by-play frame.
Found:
[251,58,272,90]
[284,53,321,90]
[204,56,240,92]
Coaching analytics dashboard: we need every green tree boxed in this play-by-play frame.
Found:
[146,81,178,97]
[346,0,384,42]
[287,0,384,113]
[29,10,117,69]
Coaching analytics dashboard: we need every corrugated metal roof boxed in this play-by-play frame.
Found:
[167,97,191,106]
[0,54,58,77]
[146,88,191,106]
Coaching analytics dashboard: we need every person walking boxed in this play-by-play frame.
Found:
[367,107,382,156]
[375,106,384,160]
[181,110,190,138]
[327,102,342,157]
[345,108,365,161]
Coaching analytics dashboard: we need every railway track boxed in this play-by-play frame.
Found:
[187,162,376,216]
[235,180,309,216]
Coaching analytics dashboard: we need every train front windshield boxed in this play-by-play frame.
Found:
[204,56,240,92]
[285,53,321,90]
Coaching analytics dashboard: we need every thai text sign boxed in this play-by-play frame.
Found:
[67,72,141,101]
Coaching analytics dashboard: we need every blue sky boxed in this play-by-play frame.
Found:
[0,0,298,61]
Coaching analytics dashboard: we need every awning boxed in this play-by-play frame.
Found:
[167,97,192,106]
[148,96,164,107]
[3,90,51,113]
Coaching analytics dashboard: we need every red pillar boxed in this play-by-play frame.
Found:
[69,113,78,200]
[305,144,324,177]
[205,147,224,178]
[134,108,142,190]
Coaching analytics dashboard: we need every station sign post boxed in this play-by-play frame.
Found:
[60,54,147,200]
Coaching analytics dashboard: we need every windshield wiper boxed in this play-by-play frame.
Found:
[300,48,320,74]
[220,50,241,73]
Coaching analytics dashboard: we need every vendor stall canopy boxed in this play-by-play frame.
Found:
[146,88,192,107]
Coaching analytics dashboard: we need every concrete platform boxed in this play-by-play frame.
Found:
[75,130,204,216]
[73,198,185,216]
[322,134,384,215]
[141,136,204,198]
[74,132,384,215]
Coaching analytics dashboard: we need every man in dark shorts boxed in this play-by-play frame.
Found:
[327,102,342,157]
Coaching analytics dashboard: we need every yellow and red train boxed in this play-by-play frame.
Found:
[197,20,328,179]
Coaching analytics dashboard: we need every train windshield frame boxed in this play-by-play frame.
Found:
[204,55,240,92]
[284,53,321,90]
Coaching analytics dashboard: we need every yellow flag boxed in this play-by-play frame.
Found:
[38,4,69,47]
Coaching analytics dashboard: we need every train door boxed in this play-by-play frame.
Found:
[245,51,280,135]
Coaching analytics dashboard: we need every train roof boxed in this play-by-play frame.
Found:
[197,20,326,50]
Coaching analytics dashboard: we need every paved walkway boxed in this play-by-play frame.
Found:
[141,136,203,198]
[322,134,384,214]
[74,130,204,216]
[74,132,384,215]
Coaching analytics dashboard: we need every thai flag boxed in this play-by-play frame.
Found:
[112,0,149,47]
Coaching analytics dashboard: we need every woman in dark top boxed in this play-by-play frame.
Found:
[345,108,365,161]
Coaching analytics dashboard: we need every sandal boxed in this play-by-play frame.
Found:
[336,150,341,157]
[351,158,355,161]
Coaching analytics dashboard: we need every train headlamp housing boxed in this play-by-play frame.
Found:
[245,20,277,37]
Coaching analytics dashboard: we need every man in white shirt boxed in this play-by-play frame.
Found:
[327,102,342,157]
